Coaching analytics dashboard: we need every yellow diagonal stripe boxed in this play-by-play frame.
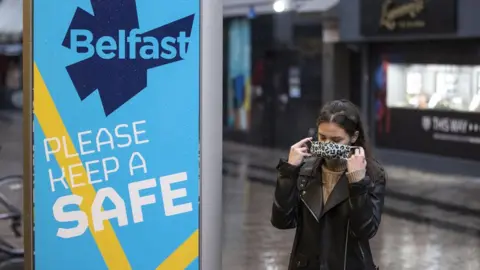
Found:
[34,64,132,270]
[156,229,199,270]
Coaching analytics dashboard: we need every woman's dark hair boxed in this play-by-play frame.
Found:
[316,99,372,161]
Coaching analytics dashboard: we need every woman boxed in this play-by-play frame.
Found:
[271,99,386,270]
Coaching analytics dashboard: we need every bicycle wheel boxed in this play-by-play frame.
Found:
[0,176,22,214]
[0,257,24,270]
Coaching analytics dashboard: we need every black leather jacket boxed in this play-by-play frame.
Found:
[271,157,386,270]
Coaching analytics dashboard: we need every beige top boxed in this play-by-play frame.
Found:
[321,159,366,204]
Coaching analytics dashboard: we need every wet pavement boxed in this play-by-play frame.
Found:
[1,109,480,269]
[222,141,480,270]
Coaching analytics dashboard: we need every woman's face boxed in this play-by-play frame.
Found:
[317,122,351,145]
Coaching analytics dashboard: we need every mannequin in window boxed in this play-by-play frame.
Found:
[417,93,429,109]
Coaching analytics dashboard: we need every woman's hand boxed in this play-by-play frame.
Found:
[347,147,367,172]
[287,137,312,166]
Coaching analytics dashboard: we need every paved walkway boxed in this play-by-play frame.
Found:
[222,141,480,269]
[1,110,480,269]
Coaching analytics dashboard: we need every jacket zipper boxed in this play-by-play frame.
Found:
[300,196,319,222]
[344,220,350,270]
[358,241,365,263]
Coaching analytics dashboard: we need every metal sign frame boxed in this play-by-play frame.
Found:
[22,0,222,268]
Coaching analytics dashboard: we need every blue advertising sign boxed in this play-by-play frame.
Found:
[32,0,200,269]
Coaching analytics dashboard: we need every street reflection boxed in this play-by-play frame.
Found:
[400,225,417,269]
[424,232,441,270]
[261,251,280,270]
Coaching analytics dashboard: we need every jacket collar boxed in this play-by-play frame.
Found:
[299,158,350,222]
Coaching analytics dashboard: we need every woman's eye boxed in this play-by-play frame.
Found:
[319,136,327,141]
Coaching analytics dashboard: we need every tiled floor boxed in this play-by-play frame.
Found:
[222,141,480,270]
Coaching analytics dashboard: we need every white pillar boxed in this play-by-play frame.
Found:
[200,0,223,268]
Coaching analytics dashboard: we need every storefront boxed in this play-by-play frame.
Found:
[339,0,480,161]
[371,41,480,160]
[224,17,253,133]
[223,10,324,149]
[0,0,22,110]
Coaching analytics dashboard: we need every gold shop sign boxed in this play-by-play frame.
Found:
[380,0,426,30]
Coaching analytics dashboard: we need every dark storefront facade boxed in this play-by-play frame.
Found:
[339,0,480,161]
[223,13,324,149]
[0,0,22,110]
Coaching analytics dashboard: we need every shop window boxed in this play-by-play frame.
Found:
[386,63,480,112]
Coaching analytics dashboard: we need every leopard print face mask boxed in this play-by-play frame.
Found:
[310,141,352,160]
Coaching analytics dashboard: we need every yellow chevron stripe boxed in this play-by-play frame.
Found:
[34,64,132,269]
[156,229,199,270]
